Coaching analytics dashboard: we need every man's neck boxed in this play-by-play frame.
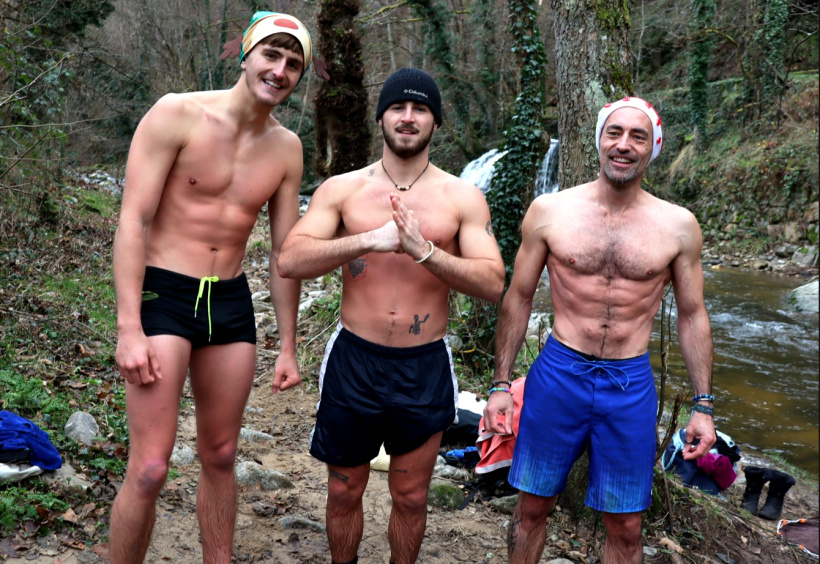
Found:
[593,175,644,213]
[381,147,431,175]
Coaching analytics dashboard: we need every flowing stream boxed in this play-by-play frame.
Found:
[463,147,820,478]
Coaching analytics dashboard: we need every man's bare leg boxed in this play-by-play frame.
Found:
[386,432,442,564]
[109,336,191,564]
[508,491,557,564]
[601,511,642,564]
[189,342,256,564]
[326,463,371,563]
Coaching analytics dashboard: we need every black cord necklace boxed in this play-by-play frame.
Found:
[381,159,430,191]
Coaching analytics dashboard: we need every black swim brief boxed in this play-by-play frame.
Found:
[140,266,256,349]
[310,324,458,467]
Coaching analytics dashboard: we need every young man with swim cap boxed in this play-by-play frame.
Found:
[484,97,716,564]
[109,12,311,563]
[277,67,505,564]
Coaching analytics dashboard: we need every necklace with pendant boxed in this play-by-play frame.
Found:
[381,159,430,191]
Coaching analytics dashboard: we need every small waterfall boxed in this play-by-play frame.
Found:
[459,139,560,196]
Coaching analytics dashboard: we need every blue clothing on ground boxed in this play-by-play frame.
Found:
[0,410,62,470]
[508,334,657,513]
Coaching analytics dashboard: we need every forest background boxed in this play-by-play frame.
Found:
[0,0,818,558]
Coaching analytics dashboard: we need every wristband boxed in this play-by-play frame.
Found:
[488,387,513,396]
[415,240,435,263]
[690,404,714,417]
[692,394,715,402]
[491,380,512,388]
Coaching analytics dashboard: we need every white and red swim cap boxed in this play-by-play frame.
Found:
[595,97,664,162]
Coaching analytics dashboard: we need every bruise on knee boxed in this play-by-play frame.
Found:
[132,458,170,497]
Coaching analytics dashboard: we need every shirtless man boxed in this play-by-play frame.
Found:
[277,67,505,564]
[484,97,717,564]
[109,12,311,563]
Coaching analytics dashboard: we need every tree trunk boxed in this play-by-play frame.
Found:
[551,0,634,189]
[314,0,372,177]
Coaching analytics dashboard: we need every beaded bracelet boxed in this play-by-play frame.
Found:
[692,394,715,402]
[488,387,513,396]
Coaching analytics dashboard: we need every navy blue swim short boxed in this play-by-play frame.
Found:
[140,266,256,349]
[310,324,458,467]
[509,334,658,513]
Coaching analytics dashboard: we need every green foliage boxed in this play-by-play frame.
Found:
[0,484,69,532]
[688,0,715,147]
[759,0,789,108]
[21,0,114,38]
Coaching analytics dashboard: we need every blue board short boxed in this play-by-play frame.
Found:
[310,324,458,467]
[140,266,257,349]
[508,334,658,513]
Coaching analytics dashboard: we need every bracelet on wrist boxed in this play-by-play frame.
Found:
[692,394,715,403]
[488,387,513,396]
[690,404,714,417]
[415,240,435,264]
[491,380,512,388]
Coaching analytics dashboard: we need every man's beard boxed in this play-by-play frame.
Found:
[602,155,648,187]
[382,123,434,159]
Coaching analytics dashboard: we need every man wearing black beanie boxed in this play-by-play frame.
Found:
[278,68,505,564]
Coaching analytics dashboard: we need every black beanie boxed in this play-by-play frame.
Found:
[375,68,442,126]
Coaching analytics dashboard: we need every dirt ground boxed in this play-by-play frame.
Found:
[9,332,818,563]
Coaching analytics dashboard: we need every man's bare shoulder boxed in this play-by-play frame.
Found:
[434,167,489,203]
[311,165,372,201]
[643,191,700,228]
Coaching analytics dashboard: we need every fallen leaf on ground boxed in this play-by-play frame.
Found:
[659,537,684,554]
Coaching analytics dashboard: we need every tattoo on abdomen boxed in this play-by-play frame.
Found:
[330,471,349,483]
[348,258,366,279]
[409,313,430,335]
[485,221,494,237]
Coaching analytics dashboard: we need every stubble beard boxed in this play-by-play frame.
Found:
[602,155,649,187]
[382,123,434,159]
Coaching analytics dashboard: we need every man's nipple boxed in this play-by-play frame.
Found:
[189,177,197,184]
[568,257,576,264]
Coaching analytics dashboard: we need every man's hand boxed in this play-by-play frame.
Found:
[116,331,162,385]
[390,194,429,260]
[369,219,403,253]
[680,411,716,460]
[483,391,514,435]
[271,351,301,394]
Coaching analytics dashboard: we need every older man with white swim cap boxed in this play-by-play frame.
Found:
[485,96,715,564]
[109,12,312,563]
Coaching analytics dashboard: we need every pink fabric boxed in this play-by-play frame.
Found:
[475,377,526,475]
[697,452,737,490]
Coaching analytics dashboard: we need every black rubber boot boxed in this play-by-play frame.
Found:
[758,469,796,520]
[740,466,770,515]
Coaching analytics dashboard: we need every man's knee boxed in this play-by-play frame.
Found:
[327,472,367,513]
[604,512,642,545]
[390,483,428,515]
[517,492,556,522]
[197,439,238,472]
[128,458,171,498]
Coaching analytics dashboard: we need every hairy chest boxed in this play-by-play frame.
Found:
[549,221,678,281]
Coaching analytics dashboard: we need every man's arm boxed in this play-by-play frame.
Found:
[112,94,187,385]
[390,185,505,303]
[671,209,716,460]
[277,176,400,279]
[267,132,304,393]
[483,197,551,434]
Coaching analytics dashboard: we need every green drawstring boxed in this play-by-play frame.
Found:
[194,276,220,342]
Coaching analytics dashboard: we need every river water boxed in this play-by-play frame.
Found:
[532,268,819,478]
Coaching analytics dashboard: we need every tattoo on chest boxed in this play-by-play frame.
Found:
[368,168,375,177]
[348,257,367,279]
[409,313,430,335]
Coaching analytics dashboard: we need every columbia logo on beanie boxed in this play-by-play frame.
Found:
[376,68,442,126]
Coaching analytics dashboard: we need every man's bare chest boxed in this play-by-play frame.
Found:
[550,224,676,281]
